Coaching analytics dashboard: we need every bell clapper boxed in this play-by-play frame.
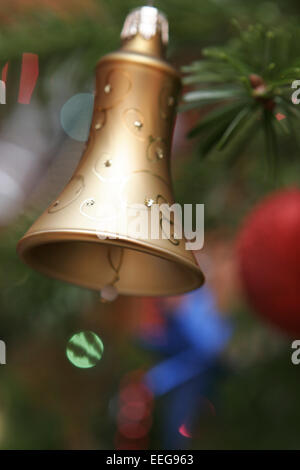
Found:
[99,284,119,303]
[99,247,124,303]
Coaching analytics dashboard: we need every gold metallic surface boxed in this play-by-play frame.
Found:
[17,8,204,296]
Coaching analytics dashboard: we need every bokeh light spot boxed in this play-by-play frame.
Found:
[66,331,104,368]
[276,112,286,121]
[60,93,94,142]
[178,423,192,439]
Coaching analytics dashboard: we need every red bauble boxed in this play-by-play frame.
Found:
[237,189,300,336]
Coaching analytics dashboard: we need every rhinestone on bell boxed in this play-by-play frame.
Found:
[86,199,95,207]
[144,197,154,207]
[134,120,143,129]
[156,148,164,160]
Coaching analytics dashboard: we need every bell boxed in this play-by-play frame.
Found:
[17,5,204,296]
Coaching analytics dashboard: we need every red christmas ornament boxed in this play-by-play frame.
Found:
[237,188,300,336]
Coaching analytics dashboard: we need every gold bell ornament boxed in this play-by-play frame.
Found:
[17,5,204,300]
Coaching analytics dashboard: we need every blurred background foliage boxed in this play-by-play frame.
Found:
[0,0,300,450]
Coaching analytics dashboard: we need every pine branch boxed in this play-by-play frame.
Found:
[182,23,300,167]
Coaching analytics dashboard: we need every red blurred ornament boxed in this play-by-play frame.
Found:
[237,189,300,336]
[115,371,154,450]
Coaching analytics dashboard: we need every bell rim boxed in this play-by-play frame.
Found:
[17,228,205,297]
